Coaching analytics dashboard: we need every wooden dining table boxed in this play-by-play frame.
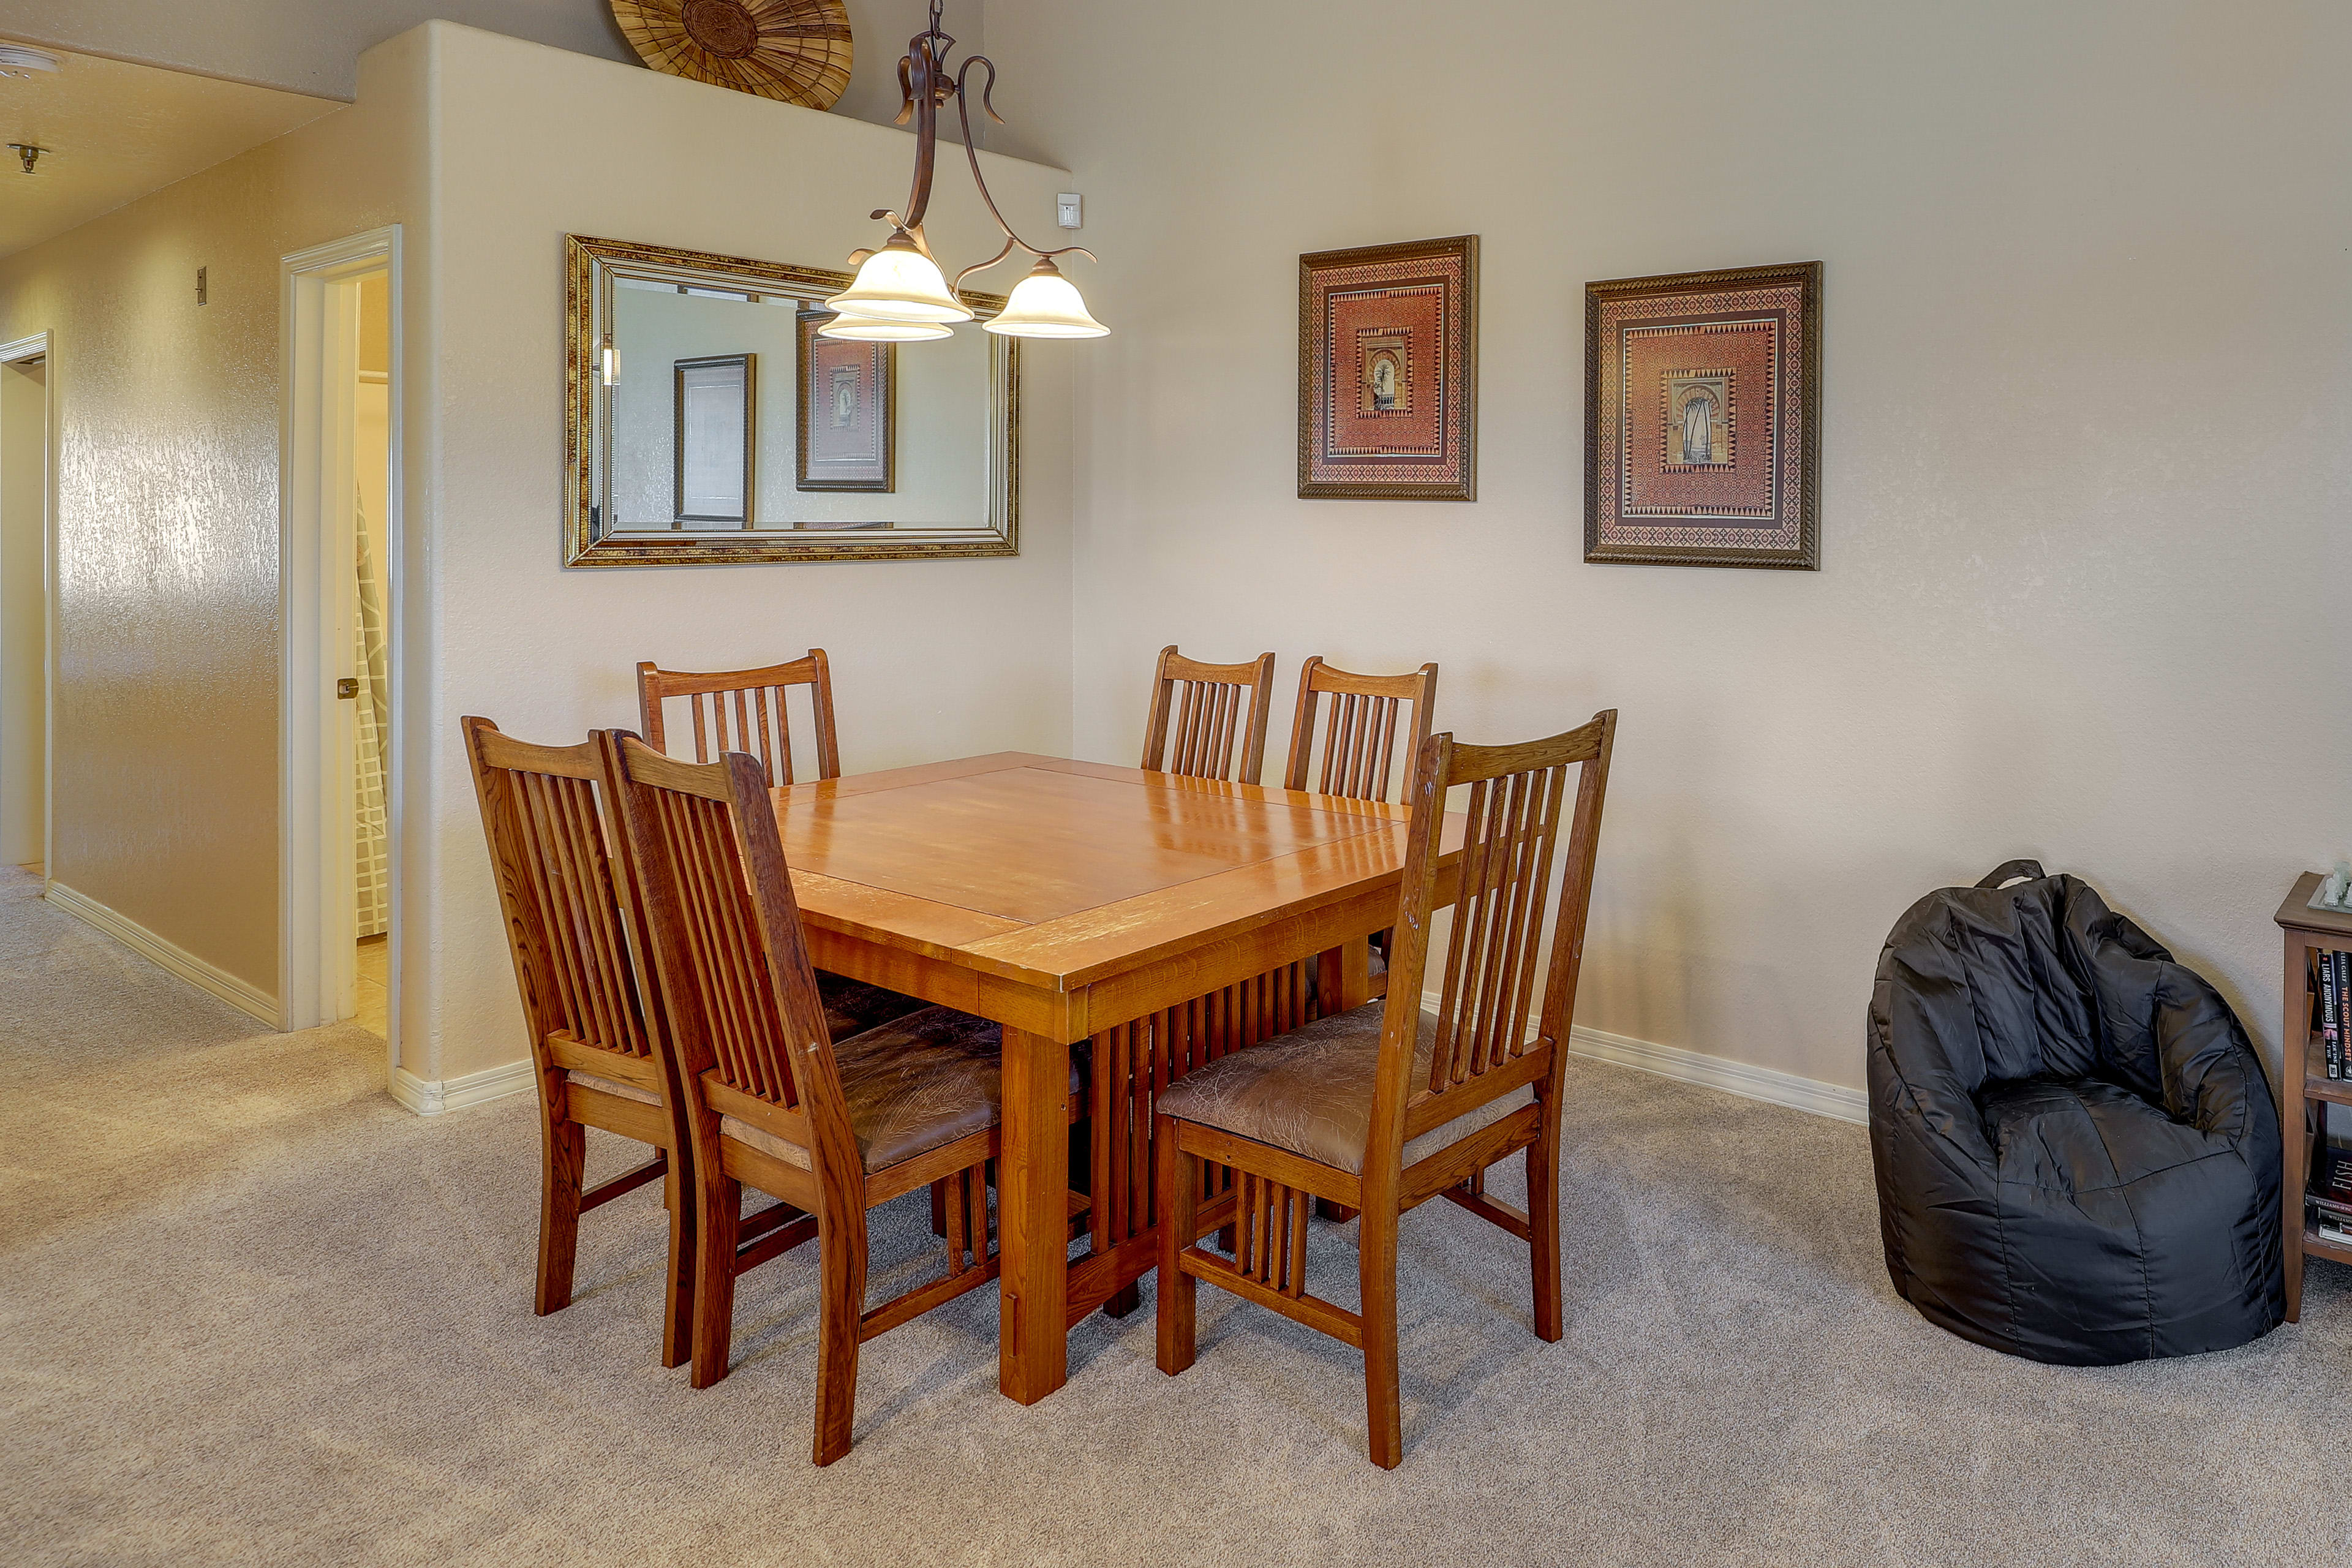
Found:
[769,751,1461,1404]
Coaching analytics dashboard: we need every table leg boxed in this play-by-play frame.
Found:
[1335,937,1373,1012]
[999,1025,1071,1403]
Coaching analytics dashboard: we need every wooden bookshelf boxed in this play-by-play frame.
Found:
[2276,872,2352,1317]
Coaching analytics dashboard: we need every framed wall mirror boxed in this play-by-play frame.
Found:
[564,234,1018,565]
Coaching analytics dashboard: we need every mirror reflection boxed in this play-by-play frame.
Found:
[565,236,1017,566]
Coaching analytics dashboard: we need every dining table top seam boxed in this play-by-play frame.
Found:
[790,813,1396,930]
[772,753,1413,821]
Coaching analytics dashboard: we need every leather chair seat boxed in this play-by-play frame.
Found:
[567,974,929,1120]
[722,1006,1080,1174]
[1154,1001,1531,1176]
[816,971,929,1042]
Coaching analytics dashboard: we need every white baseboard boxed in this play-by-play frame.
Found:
[1418,987,1866,1125]
[390,1058,536,1117]
[46,881,281,1028]
[1566,1023,1868,1125]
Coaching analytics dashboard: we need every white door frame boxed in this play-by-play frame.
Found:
[0,330,53,889]
[279,227,402,1088]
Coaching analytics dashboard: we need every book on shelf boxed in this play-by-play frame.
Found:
[2323,948,2341,1058]
[2322,948,2350,1080]
[2317,1102,2352,1204]
[2314,1103,2352,1246]
[2340,950,2351,1080]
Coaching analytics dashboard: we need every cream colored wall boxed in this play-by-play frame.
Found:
[987,0,2352,1091]
[415,24,1074,1083]
[0,0,974,124]
[0,0,634,99]
[0,358,43,867]
[0,34,428,997]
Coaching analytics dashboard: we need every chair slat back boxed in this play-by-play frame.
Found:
[598,733,839,1120]
[461,717,655,1063]
[1281,657,1439,804]
[1140,646,1277,784]
[1376,712,1616,1122]
[636,652,841,788]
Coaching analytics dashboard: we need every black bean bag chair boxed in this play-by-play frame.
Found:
[1867,860,2283,1364]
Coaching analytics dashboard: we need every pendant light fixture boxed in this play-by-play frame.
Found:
[822,1,1106,342]
[983,256,1108,337]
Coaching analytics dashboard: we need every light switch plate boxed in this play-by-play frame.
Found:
[1056,192,1082,230]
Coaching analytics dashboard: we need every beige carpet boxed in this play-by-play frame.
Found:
[3,863,2346,1566]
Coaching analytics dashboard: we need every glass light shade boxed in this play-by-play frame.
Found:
[817,312,956,342]
[824,238,974,324]
[982,263,1109,338]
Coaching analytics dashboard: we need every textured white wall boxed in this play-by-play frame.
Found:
[982,0,2352,1091]
[418,24,1074,1082]
[0,34,428,993]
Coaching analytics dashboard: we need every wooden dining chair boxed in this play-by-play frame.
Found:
[636,650,925,1044]
[1154,710,1617,1468]
[598,729,1045,1464]
[460,716,693,1368]
[1285,655,1438,1003]
[1140,646,1278,785]
[636,650,842,787]
[1283,657,1439,804]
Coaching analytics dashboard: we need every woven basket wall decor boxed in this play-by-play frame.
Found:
[610,0,854,110]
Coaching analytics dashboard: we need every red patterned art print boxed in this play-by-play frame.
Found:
[1586,262,1820,569]
[1298,235,1478,500]
[796,311,894,492]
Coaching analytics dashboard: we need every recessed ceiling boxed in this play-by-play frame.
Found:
[0,41,339,260]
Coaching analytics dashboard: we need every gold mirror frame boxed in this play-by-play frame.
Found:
[564,233,1019,567]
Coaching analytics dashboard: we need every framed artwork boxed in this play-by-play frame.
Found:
[1585,261,1820,570]
[796,311,894,492]
[1297,235,1478,500]
[673,352,754,526]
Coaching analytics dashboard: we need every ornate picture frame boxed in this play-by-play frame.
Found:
[1585,261,1820,570]
[795,312,894,492]
[673,352,755,524]
[1298,235,1478,501]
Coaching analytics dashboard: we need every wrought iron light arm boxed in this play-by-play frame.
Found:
[863,3,1095,285]
[945,55,1096,292]
[829,0,1106,339]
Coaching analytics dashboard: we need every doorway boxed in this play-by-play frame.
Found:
[0,336,48,886]
[281,229,401,1085]
[351,273,391,1041]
